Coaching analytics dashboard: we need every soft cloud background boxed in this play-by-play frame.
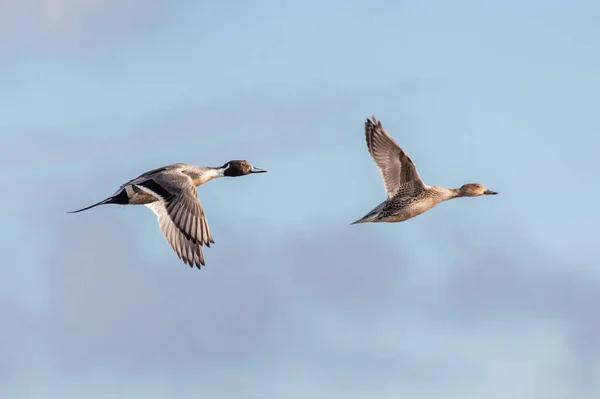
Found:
[2,1,599,398]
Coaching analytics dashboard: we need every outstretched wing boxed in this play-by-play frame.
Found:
[365,115,425,198]
[136,171,214,268]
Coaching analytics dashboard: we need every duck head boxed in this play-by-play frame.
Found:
[459,183,497,197]
[221,160,267,177]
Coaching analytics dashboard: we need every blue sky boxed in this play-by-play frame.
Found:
[2,1,599,398]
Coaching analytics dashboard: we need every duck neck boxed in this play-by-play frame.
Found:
[432,186,461,201]
[187,166,226,186]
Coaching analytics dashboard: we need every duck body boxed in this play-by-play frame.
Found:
[352,116,497,225]
[69,160,266,268]
[353,185,457,224]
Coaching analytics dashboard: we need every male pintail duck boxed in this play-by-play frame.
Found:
[69,161,266,269]
[351,116,497,225]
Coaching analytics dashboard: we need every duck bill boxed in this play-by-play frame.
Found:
[483,189,498,195]
[249,166,267,173]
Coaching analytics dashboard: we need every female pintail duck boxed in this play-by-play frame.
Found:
[351,116,497,225]
[69,160,267,269]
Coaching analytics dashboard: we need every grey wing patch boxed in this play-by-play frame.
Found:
[149,201,207,267]
[136,165,170,179]
[122,163,185,187]
[365,116,425,198]
[164,187,214,247]
[145,185,215,269]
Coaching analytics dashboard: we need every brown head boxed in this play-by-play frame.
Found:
[221,160,267,177]
[458,183,498,197]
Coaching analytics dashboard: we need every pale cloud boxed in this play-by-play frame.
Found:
[4,128,599,397]
[5,206,599,398]
[37,0,124,29]
[0,0,167,41]
[3,1,600,397]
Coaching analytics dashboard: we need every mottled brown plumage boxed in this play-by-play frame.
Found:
[352,116,497,224]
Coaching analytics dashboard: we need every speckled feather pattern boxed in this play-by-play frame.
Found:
[370,186,457,223]
[352,115,495,224]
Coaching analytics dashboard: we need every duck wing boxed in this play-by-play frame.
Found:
[365,115,425,198]
[135,170,214,268]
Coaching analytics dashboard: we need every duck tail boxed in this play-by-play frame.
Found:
[67,188,129,214]
[350,202,385,225]
[350,214,377,225]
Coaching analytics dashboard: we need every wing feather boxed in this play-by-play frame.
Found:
[139,172,214,268]
[365,115,425,198]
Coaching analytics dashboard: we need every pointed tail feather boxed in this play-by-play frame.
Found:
[67,198,113,213]
[350,201,386,225]
[350,214,376,225]
[67,188,129,214]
